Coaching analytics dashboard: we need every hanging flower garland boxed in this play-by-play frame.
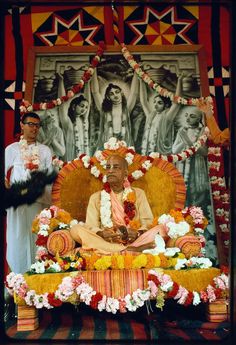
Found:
[207,143,230,261]
[121,43,213,107]
[5,267,228,312]
[78,137,154,183]
[19,135,40,171]
[75,132,209,184]
[19,43,105,114]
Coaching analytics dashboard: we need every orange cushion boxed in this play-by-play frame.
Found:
[166,235,201,259]
[47,230,75,256]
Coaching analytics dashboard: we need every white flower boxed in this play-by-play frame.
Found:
[142,160,152,170]
[97,296,107,311]
[39,209,52,219]
[81,155,91,168]
[102,175,107,183]
[105,297,120,314]
[166,221,189,239]
[158,214,174,225]
[25,290,36,305]
[49,262,62,272]
[90,166,100,178]
[125,152,134,165]
[70,219,78,227]
[175,258,188,270]
[192,291,201,305]
[164,247,180,257]
[30,261,45,274]
[132,170,144,179]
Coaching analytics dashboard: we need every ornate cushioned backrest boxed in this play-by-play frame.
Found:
[52,151,186,222]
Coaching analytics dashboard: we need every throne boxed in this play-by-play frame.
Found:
[9,142,228,331]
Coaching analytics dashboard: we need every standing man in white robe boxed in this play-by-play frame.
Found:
[5,112,53,274]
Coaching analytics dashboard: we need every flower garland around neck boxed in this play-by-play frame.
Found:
[5,266,229,312]
[19,135,40,171]
[101,180,137,229]
[19,42,105,114]
[121,43,214,108]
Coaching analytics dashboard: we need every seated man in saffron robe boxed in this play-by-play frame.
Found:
[70,155,167,254]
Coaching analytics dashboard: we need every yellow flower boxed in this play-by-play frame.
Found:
[177,253,186,259]
[63,263,71,271]
[116,255,125,269]
[132,254,147,269]
[169,257,178,267]
[94,256,112,270]
[154,255,161,267]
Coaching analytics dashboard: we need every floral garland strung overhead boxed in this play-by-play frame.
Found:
[19,43,105,114]
[5,267,228,312]
[121,43,214,107]
[69,133,209,183]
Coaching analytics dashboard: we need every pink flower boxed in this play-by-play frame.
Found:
[118,298,127,313]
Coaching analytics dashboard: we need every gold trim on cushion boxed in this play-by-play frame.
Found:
[52,151,186,221]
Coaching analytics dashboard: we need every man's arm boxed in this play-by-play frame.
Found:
[135,188,154,229]
[85,192,101,229]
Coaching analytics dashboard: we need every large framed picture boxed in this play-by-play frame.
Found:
[24,45,219,264]
[25,44,209,157]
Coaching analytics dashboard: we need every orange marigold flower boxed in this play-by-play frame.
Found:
[124,254,134,269]
[57,210,73,224]
[49,218,60,233]
[185,215,194,226]
[148,217,158,229]
[169,209,184,222]
[32,219,39,233]
[159,253,169,268]
[145,254,155,268]
[203,217,208,228]
[129,219,141,230]
[86,254,100,270]
[126,191,136,203]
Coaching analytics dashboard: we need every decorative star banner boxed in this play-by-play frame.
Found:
[123,5,198,45]
[33,9,104,46]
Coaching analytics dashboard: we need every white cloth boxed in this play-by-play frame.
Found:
[5,141,53,273]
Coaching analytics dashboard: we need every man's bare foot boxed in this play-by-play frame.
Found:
[126,241,156,252]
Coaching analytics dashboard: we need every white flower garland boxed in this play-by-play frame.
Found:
[121,43,213,106]
[19,135,40,171]
[5,268,228,312]
[100,185,134,228]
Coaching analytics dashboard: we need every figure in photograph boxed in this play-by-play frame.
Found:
[172,106,210,213]
[37,107,65,159]
[140,73,184,155]
[91,68,139,149]
[58,72,91,161]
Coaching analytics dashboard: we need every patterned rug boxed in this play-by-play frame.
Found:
[4,301,230,342]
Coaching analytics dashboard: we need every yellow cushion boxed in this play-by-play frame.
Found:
[52,151,186,221]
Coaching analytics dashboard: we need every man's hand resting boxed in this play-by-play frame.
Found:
[97,228,121,243]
